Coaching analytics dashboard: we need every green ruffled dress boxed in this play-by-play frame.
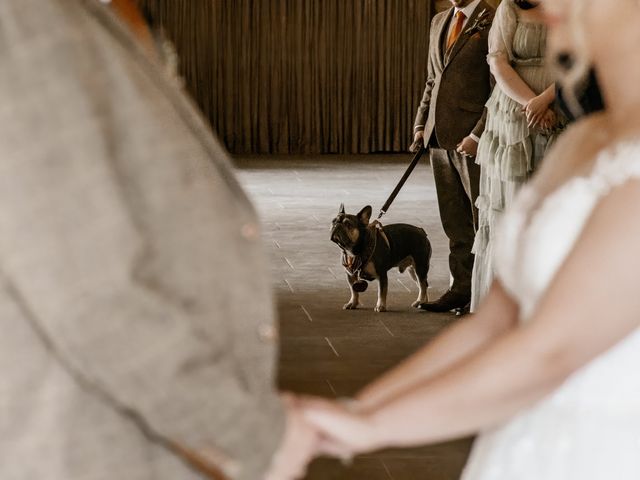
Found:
[471,2,564,311]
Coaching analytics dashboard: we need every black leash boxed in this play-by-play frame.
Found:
[377,146,427,219]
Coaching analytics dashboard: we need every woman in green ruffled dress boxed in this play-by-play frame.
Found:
[470,0,564,311]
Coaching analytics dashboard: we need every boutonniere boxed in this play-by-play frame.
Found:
[464,9,492,36]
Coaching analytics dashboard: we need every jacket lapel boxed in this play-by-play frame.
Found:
[445,3,487,65]
[437,8,455,67]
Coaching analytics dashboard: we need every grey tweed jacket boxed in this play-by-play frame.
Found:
[0,1,284,479]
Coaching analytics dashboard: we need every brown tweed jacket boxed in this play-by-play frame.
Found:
[0,1,284,479]
[414,1,495,150]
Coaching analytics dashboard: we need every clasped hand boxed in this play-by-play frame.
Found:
[523,94,557,132]
[265,394,380,480]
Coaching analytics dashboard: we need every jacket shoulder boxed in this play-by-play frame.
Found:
[479,1,497,17]
[432,9,452,24]
[480,0,496,11]
[430,8,451,36]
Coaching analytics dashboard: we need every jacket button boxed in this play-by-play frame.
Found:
[241,222,259,240]
[258,324,277,343]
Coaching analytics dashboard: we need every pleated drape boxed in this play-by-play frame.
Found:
[142,0,434,154]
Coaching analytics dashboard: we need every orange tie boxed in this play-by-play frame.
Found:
[446,11,466,52]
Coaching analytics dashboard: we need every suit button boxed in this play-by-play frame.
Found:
[258,324,277,343]
[241,222,259,240]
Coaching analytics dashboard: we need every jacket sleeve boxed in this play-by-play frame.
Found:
[413,16,439,134]
[471,106,489,139]
[0,157,286,480]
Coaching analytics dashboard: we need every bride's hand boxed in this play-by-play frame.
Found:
[299,397,383,459]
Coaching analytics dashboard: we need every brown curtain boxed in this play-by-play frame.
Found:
[141,0,434,154]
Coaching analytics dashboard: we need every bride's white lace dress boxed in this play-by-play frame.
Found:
[461,141,640,479]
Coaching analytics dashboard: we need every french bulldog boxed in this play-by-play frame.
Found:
[330,204,431,312]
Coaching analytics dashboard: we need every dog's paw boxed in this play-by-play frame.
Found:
[411,300,422,308]
[374,304,387,313]
[343,301,360,310]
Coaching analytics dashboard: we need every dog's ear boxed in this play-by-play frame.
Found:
[357,205,372,226]
[339,203,345,215]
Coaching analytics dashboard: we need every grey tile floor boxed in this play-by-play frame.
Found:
[235,154,473,480]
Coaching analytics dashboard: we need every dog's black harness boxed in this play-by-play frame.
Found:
[341,222,390,290]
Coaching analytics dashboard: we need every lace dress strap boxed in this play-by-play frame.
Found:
[590,141,640,196]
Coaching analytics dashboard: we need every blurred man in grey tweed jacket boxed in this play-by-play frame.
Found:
[0,1,314,479]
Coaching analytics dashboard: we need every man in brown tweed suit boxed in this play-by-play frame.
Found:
[0,1,316,479]
[412,0,495,313]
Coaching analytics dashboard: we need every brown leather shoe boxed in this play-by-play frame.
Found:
[420,290,470,313]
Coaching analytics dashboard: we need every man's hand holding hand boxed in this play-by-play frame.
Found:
[299,397,383,463]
